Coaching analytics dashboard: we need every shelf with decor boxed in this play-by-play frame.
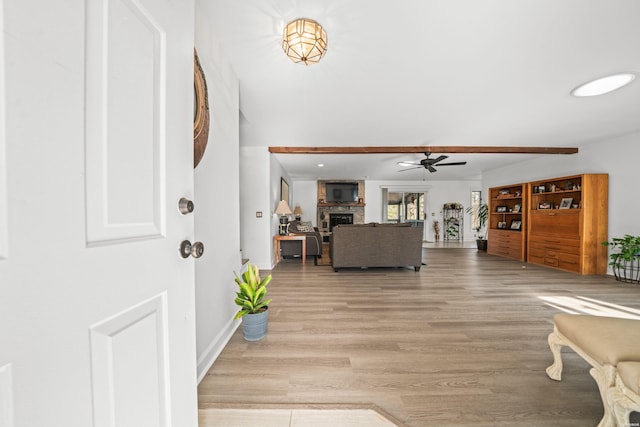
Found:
[527,174,608,274]
[488,183,527,261]
[443,203,464,241]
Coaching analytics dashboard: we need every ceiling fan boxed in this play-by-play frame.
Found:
[398,152,467,173]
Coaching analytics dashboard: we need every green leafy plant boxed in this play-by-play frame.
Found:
[446,222,459,238]
[465,202,489,240]
[602,235,640,267]
[233,262,272,320]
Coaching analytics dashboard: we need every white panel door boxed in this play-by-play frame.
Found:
[0,0,197,426]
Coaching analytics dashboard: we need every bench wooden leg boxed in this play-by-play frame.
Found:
[546,329,565,381]
[590,366,616,427]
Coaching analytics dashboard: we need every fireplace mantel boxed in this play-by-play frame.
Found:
[317,202,365,207]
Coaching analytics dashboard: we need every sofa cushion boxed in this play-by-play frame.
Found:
[617,361,640,395]
[554,314,640,366]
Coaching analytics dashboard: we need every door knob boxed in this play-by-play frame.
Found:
[179,240,204,258]
[178,197,194,215]
[190,241,204,258]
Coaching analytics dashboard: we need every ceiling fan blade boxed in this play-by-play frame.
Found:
[427,165,437,173]
[435,161,467,166]
[422,155,448,165]
[398,166,423,172]
[430,155,448,164]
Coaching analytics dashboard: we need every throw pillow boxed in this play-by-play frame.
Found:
[297,221,315,232]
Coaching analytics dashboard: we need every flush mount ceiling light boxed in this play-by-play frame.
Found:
[282,18,328,65]
[571,73,636,97]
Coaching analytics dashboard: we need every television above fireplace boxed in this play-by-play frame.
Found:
[325,182,358,203]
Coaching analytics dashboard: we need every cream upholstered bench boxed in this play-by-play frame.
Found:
[546,314,640,427]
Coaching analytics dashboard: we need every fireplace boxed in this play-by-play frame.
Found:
[329,213,353,231]
[317,205,364,234]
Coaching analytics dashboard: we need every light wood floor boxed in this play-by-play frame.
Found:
[198,248,640,426]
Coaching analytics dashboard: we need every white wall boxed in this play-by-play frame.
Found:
[239,146,272,270]
[291,180,318,225]
[365,179,481,241]
[194,4,243,382]
[269,155,293,262]
[483,131,640,274]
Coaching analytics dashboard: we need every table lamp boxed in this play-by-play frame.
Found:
[275,200,293,235]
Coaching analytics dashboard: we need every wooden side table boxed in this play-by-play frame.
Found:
[273,235,306,265]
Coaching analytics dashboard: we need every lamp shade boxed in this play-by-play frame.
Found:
[293,206,303,216]
[282,18,328,65]
[275,200,293,215]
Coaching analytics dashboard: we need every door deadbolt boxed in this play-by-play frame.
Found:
[180,240,204,258]
[178,197,194,215]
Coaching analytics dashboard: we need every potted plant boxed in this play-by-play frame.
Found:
[234,262,272,341]
[602,235,640,284]
[466,202,489,250]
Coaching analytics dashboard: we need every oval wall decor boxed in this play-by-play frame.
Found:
[193,48,210,168]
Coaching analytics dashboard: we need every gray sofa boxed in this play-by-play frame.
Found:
[330,223,423,271]
[280,220,322,265]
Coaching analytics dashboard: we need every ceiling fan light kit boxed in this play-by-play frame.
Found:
[571,72,636,97]
[282,18,328,65]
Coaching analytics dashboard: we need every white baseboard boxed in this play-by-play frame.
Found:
[197,318,241,384]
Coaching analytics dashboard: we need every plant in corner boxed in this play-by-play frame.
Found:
[465,202,489,251]
[602,234,640,284]
[234,262,272,341]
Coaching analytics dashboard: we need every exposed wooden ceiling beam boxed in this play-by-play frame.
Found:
[269,146,578,154]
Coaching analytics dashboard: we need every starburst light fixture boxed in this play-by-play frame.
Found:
[282,18,328,65]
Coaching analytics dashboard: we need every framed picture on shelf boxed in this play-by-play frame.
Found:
[513,204,521,213]
[496,206,508,213]
[510,220,522,230]
[538,185,546,193]
[538,201,552,210]
[559,197,573,209]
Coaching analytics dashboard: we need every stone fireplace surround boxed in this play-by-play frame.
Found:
[316,180,366,234]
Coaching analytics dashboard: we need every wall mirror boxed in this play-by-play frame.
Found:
[193,48,210,168]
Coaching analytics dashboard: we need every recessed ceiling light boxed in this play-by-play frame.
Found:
[317,163,324,167]
[571,73,636,97]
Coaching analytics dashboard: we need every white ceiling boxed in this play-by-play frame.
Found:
[203,0,640,181]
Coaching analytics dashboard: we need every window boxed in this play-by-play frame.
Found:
[387,204,399,222]
[387,192,424,223]
[469,191,481,231]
